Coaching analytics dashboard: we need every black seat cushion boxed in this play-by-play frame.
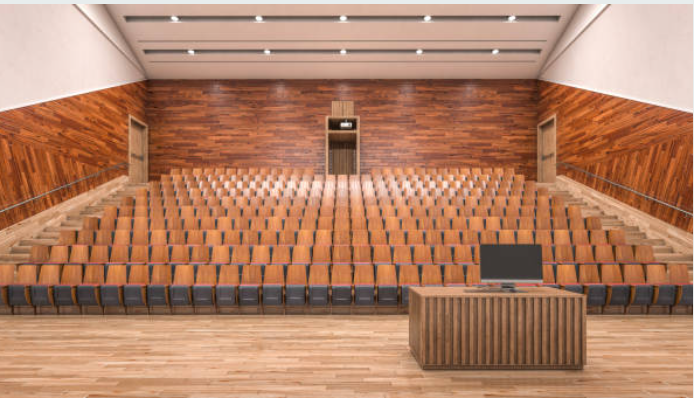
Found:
[215,285,237,306]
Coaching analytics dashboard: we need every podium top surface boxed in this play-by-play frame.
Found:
[409,286,583,298]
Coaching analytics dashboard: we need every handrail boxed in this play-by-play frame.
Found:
[0,162,128,215]
[557,161,693,217]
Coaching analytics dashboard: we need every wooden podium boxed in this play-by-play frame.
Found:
[409,287,586,370]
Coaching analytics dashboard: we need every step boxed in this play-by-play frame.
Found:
[36,232,60,240]
[656,253,694,262]
[19,239,56,247]
[45,226,78,233]
[0,253,30,263]
[629,238,667,246]
[10,246,31,254]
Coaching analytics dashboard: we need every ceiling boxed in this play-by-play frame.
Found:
[107,4,578,79]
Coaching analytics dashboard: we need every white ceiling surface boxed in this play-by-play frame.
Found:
[107,4,578,79]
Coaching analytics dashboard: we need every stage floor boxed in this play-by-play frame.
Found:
[0,315,690,398]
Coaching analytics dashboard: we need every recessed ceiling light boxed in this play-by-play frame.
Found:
[492,49,500,55]
[255,15,263,22]
[187,49,195,55]
[507,15,517,22]
[416,49,423,55]
[339,15,348,22]
[264,49,271,55]
[170,15,179,22]
[340,49,347,55]
[423,15,432,22]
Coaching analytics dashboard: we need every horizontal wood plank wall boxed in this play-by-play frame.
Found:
[146,80,538,179]
[0,82,147,230]
[538,81,693,232]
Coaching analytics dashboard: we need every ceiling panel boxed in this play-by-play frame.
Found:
[107,4,578,79]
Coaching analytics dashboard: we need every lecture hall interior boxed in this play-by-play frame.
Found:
[0,3,692,397]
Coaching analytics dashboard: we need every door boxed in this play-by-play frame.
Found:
[537,115,556,183]
[129,116,149,183]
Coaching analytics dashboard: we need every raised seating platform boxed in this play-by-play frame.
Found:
[0,166,690,315]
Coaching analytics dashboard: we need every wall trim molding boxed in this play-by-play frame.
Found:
[540,4,610,76]
[539,78,694,114]
[555,175,693,256]
[0,79,147,114]
[73,4,146,76]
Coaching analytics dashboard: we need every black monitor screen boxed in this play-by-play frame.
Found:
[480,244,543,283]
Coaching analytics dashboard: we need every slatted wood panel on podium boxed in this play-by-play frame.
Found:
[0,82,147,229]
[538,81,693,232]
[146,80,538,178]
[409,287,586,370]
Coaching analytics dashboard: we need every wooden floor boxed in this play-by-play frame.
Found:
[0,315,690,398]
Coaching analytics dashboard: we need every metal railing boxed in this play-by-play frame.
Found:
[558,161,693,217]
[0,162,128,215]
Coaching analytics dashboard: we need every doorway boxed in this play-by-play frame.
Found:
[129,115,149,183]
[537,115,557,183]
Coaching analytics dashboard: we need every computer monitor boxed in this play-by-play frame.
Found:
[480,244,543,284]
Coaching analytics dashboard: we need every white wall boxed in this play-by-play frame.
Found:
[0,4,145,112]
[541,4,693,112]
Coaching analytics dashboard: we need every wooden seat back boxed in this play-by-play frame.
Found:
[263,265,285,285]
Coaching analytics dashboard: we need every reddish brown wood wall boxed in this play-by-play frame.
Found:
[538,81,693,232]
[0,82,147,229]
[146,80,538,179]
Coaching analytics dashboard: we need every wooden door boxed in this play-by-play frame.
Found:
[537,115,556,183]
[129,116,148,183]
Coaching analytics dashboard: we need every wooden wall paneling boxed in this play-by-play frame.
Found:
[538,81,693,231]
[0,82,147,230]
[146,80,539,179]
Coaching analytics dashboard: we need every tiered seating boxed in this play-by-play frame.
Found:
[1,166,690,314]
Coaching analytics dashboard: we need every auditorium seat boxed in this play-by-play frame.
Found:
[148,264,173,308]
[623,263,653,308]
[376,264,397,306]
[169,264,194,308]
[123,264,149,307]
[421,264,443,287]
[216,265,240,307]
[0,264,15,310]
[331,264,353,306]
[285,264,307,306]
[239,265,262,306]
[308,264,329,306]
[443,265,466,286]
[54,264,83,308]
[354,265,375,306]
[398,265,420,306]
[669,264,693,307]
[31,263,61,308]
[646,263,676,307]
[556,264,582,294]
[192,265,217,307]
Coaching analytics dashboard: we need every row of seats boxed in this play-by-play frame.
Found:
[28,244,662,267]
[2,263,690,311]
[169,166,515,177]
[155,179,538,196]
[61,229,627,247]
[147,188,545,201]
[83,216,601,232]
[60,229,624,248]
[118,195,564,208]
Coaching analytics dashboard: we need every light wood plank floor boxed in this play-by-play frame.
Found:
[0,315,690,398]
